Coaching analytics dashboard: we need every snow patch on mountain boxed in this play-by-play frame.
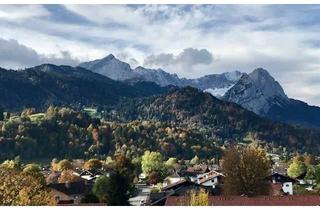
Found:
[204,86,234,98]
[79,55,243,97]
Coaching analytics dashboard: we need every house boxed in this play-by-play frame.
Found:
[48,181,93,204]
[138,173,147,183]
[161,179,209,195]
[270,173,297,195]
[73,169,105,181]
[163,172,184,187]
[165,195,320,206]
[184,164,210,182]
[149,179,213,206]
[194,170,224,189]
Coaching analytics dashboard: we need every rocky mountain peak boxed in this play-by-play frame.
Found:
[102,54,115,60]
[224,68,288,115]
[249,68,287,99]
[223,70,243,82]
[78,54,136,81]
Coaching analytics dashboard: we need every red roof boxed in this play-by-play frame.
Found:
[165,195,320,206]
[186,164,209,174]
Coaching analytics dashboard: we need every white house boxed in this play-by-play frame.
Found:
[73,169,105,181]
[194,170,224,188]
[271,173,296,195]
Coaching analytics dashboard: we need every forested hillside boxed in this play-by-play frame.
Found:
[0,64,173,111]
[107,87,320,153]
[1,87,320,162]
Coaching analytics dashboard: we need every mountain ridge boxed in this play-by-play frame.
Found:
[0,64,173,111]
[107,86,320,154]
[79,54,320,128]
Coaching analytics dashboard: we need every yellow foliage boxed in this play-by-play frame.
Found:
[0,169,56,206]
[189,189,209,206]
[58,169,81,183]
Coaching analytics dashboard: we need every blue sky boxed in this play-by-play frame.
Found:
[1,5,320,105]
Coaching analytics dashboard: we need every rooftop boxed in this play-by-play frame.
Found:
[165,195,320,206]
[48,181,92,196]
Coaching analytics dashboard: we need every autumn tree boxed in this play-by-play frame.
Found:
[304,154,317,166]
[165,157,178,169]
[147,171,161,185]
[0,156,21,170]
[190,155,200,165]
[22,163,45,185]
[84,158,102,170]
[305,165,316,181]
[51,158,59,171]
[58,159,73,171]
[287,158,307,178]
[51,159,73,171]
[58,169,82,183]
[141,151,165,176]
[0,169,55,205]
[188,189,209,206]
[222,146,271,196]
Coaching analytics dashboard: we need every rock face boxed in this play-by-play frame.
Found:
[79,54,243,97]
[191,71,242,98]
[224,68,288,115]
[79,55,320,127]
[79,54,137,81]
[133,66,182,87]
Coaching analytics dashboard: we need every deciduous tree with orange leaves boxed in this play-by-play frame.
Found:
[222,146,271,196]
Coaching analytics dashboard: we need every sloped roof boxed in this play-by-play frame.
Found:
[165,195,320,206]
[162,179,188,191]
[271,172,297,183]
[48,181,92,196]
[198,170,224,184]
[186,164,209,174]
[80,169,104,176]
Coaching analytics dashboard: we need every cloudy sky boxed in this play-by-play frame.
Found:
[1,5,320,105]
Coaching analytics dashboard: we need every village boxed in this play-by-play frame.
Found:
[37,151,320,206]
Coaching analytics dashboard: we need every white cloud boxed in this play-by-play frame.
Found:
[0,38,79,69]
[0,5,320,105]
[144,48,213,77]
[0,5,49,21]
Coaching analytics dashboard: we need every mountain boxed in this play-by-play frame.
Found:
[80,54,243,97]
[185,71,242,98]
[79,54,137,81]
[79,55,320,127]
[267,98,320,128]
[0,64,172,111]
[224,68,320,127]
[133,66,182,87]
[108,86,320,154]
[224,68,289,115]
